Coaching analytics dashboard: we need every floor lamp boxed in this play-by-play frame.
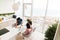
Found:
[12,2,20,17]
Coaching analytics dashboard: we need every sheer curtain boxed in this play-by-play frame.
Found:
[33,0,60,17]
[32,0,47,17]
[47,0,60,17]
[15,0,60,17]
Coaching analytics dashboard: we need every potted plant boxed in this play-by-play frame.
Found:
[45,23,58,40]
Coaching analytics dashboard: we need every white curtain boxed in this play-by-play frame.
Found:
[47,0,60,17]
[32,0,47,16]
[32,0,60,17]
[15,0,60,17]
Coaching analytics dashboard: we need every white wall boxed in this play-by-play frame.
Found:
[0,0,14,13]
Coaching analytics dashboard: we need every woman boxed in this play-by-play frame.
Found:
[17,17,22,25]
[14,17,22,27]
[23,19,32,35]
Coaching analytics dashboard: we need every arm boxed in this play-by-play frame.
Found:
[15,21,18,28]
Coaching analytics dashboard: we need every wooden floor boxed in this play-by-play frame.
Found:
[16,33,32,40]
[16,33,23,40]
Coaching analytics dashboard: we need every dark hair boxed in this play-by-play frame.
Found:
[17,17,20,20]
[27,19,32,25]
[17,17,22,25]
[12,15,16,18]
[26,23,30,29]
